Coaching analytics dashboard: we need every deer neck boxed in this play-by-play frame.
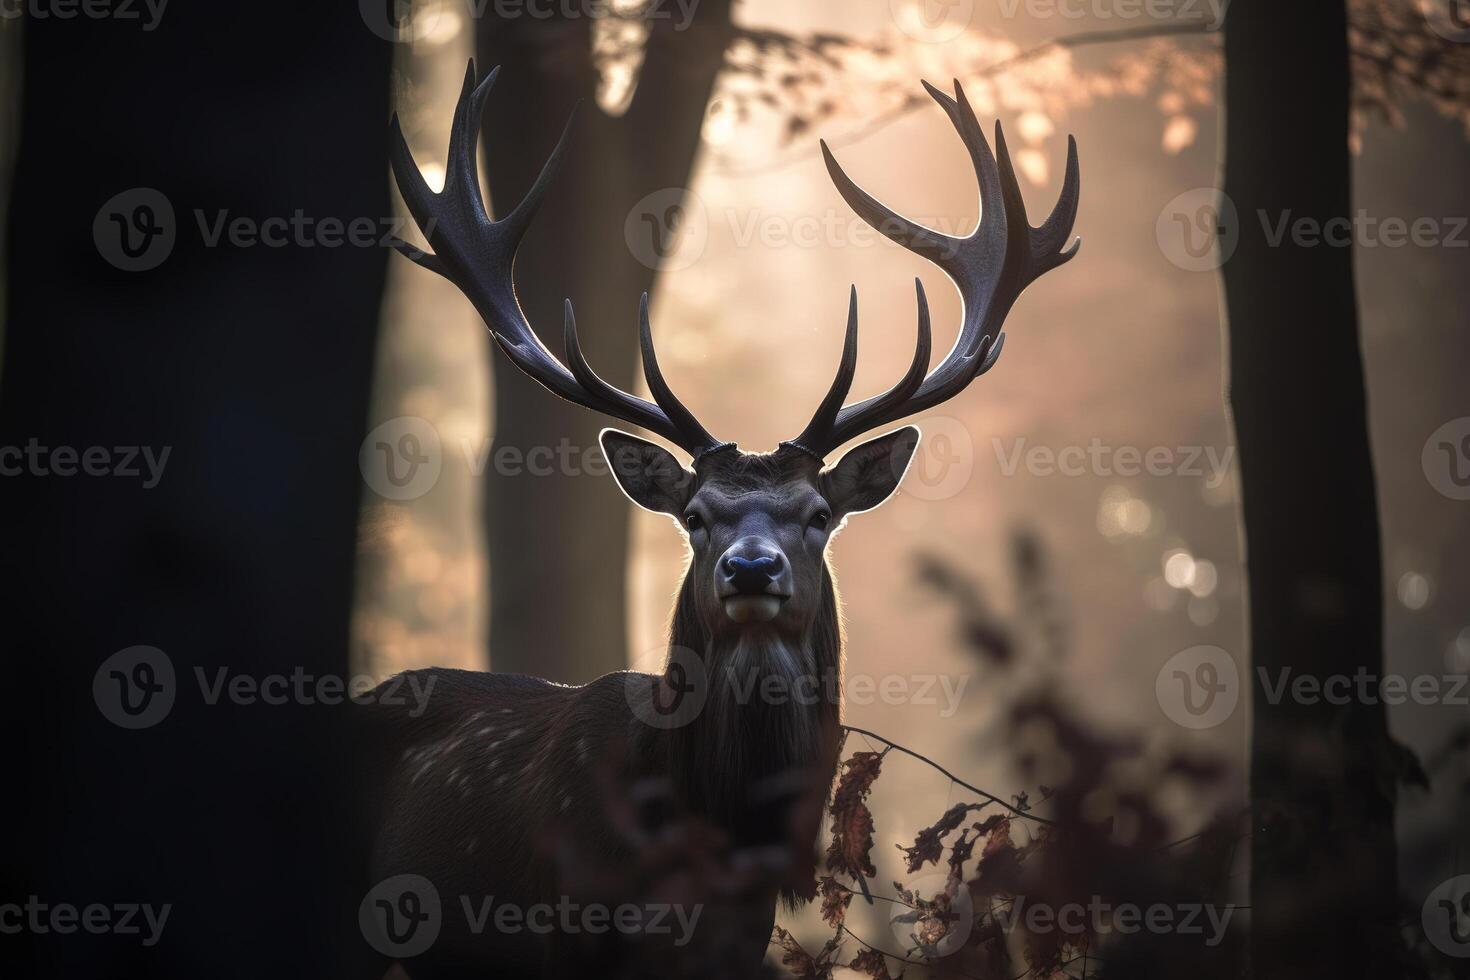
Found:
[662,567,843,833]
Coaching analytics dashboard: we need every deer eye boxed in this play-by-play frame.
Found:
[684,512,703,532]
[808,510,831,532]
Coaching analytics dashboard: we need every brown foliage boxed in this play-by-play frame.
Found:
[771,925,840,980]
[816,875,853,928]
[849,947,899,978]
[788,534,1245,979]
[899,801,991,873]
[824,750,884,882]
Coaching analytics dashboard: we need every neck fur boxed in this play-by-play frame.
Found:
[663,567,843,838]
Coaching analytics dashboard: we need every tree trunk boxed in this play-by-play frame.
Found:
[0,11,389,976]
[1223,2,1398,975]
[476,1,734,682]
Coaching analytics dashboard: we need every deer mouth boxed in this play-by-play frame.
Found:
[721,594,788,624]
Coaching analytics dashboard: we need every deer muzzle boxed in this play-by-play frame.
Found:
[717,547,790,624]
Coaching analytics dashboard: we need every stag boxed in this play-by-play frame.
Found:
[366,62,1079,978]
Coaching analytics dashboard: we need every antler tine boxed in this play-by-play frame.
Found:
[788,282,933,458]
[799,79,1081,456]
[441,61,495,220]
[638,294,723,453]
[785,287,860,457]
[386,60,724,458]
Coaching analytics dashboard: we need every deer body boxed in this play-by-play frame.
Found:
[369,61,1079,978]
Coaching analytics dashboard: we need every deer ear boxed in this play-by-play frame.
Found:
[599,429,694,516]
[822,426,921,517]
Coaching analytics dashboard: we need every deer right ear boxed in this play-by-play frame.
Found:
[599,429,694,516]
[822,425,921,518]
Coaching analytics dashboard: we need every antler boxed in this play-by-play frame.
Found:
[387,61,729,459]
[786,80,1081,459]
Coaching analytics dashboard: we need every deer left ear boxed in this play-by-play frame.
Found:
[599,428,694,516]
[822,425,921,517]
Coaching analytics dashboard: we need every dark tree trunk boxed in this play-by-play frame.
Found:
[476,1,734,682]
[1223,2,1398,975]
[0,10,389,977]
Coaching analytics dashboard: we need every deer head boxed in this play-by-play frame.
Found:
[387,62,1080,652]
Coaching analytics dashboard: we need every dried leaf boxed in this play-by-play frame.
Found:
[899,802,988,873]
[817,876,853,928]
[826,751,884,882]
[772,925,840,980]
[849,947,898,978]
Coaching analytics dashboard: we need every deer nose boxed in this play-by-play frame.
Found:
[720,551,785,596]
